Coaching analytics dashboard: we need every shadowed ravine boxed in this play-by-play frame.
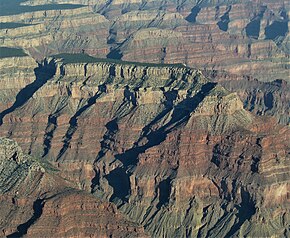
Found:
[56,85,106,161]
[7,199,45,238]
[0,59,56,126]
[94,82,217,202]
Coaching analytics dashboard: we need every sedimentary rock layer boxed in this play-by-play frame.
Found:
[0,0,288,82]
[0,55,288,237]
[0,138,147,238]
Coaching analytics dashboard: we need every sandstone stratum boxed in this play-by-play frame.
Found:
[0,0,289,237]
[0,0,289,127]
[0,0,288,82]
[0,51,288,237]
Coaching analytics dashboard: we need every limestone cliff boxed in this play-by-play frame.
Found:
[0,0,288,82]
[0,55,288,237]
[0,138,147,238]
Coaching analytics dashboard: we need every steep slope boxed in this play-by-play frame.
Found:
[0,137,147,238]
[0,54,288,237]
[203,69,290,125]
[0,0,288,82]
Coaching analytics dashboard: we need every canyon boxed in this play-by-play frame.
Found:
[0,53,289,237]
[0,0,289,237]
[0,0,288,82]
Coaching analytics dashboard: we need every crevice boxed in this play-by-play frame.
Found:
[42,98,69,158]
[56,85,106,161]
[95,119,119,162]
[115,83,216,168]
[90,168,101,192]
[0,59,56,126]
[247,43,251,58]
[107,28,117,44]
[160,47,167,64]
[42,115,57,157]
[224,188,256,237]
[7,198,45,238]
[105,167,130,202]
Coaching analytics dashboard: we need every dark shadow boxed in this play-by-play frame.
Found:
[90,168,101,192]
[7,199,44,237]
[124,86,137,106]
[0,59,56,126]
[185,5,201,23]
[246,19,261,39]
[265,21,288,40]
[105,167,130,202]
[251,155,260,173]
[245,6,267,39]
[264,92,274,110]
[156,178,171,209]
[107,48,123,60]
[217,13,230,31]
[56,85,106,160]
[211,144,221,167]
[225,189,256,237]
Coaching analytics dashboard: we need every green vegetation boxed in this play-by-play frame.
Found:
[52,53,188,68]
[0,0,84,16]
[0,47,27,58]
[0,22,33,29]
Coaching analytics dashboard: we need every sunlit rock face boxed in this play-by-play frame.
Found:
[0,0,288,82]
[0,137,147,238]
[0,53,288,237]
[0,0,288,237]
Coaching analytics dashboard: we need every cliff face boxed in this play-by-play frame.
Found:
[0,137,147,238]
[0,56,288,237]
[203,70,290,125]
[0,0,288,82]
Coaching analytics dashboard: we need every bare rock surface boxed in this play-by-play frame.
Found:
[0,137,147,238]
[0,0,288,82]
[0,54,288,237]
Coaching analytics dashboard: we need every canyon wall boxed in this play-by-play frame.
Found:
[0,0,288,82]
[0,55,288,237]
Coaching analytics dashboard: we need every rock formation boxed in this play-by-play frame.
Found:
[0,0,288,82]
[0,137,147,238]
[0,53,288,237]
[0,0,289,237]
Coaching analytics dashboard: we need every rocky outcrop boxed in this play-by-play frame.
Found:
[24,191,147,238]
[203,69,290,125]
[0,137,147,238]
[0,56,288,237]
[0,0,288,81]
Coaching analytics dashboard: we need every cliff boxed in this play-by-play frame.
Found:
[0,137,147,238]
[0,56,288,237]
[0,0,288,82]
